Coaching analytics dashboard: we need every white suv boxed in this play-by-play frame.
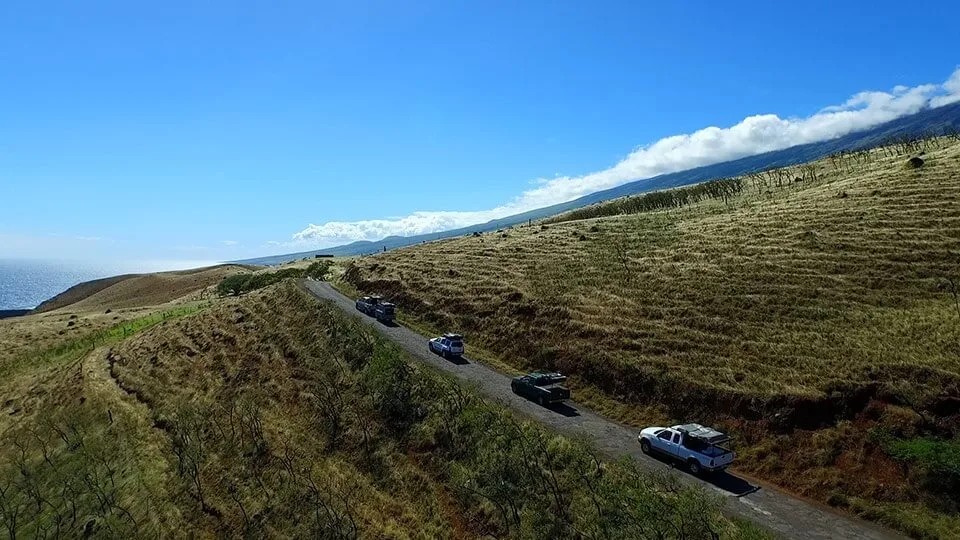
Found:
[428,333,465,359]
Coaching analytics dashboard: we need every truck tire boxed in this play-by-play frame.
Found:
[687,459,701,475]
[640,439,651,454]
[538,395,546,407]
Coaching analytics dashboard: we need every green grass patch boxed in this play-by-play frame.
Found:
[2,303,206,378]
[885,436,960,476]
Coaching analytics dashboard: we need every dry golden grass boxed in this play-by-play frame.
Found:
[0,263,241,386]
[1,308,137,369]
[108,286,459,537]
[0,286,460,538]
[4,282,760,538]
[344,139,960,414]
[341,138,960,537]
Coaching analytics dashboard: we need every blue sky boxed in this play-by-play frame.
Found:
[1,0,959,266]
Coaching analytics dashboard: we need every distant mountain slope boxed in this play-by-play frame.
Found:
[239,101,960,266]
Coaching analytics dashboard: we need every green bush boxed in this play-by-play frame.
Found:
[305,260,333,280]
[217,274,252,296]
[875,430,960,509]
[886,436,960,476]
[216,268,307,296]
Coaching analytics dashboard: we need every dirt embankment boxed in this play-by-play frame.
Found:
[346,265,960,437]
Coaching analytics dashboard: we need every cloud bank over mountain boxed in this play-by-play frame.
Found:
[292,67,960,246]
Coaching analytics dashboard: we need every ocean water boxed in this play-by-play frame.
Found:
[0,259,220,310]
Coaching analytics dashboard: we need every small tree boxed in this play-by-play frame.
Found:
[938,278,960,322]
[217,274,251,296]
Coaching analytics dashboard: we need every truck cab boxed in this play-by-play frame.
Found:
[638,423,734,474]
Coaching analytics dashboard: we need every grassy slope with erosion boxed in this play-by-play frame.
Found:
[1,280,764,538]
[342,138,960,538]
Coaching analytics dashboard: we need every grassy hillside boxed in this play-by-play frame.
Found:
[342,137,960,537]
[1,281,762,538]
[33,264,253,313]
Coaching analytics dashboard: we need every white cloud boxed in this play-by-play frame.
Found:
[931,68,960,107]
[47,233,106,242]
[223,240,239,246]
[292,68,960,246]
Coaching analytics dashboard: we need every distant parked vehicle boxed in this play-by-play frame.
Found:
[637,423,735,474]
[511,371,571,406]
[428,333,465,358]
[373,302,395,324]
[355,295,381,315]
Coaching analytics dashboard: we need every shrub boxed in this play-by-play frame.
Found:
[217,274,252,296]
[876,430,960,507]
[216,268,307,297]
[305,260,333,280]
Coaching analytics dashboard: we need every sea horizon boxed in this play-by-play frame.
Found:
[0,258,222,311]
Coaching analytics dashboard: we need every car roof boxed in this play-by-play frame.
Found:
[443,333,463,339]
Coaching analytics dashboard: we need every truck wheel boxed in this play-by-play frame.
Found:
[640,439,651,454]
[688,460,701,475]
[538,395,546,407]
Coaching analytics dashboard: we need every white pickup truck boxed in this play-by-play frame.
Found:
[638,423,735,474]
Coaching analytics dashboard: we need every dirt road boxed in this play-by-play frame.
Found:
[303,280,901,540]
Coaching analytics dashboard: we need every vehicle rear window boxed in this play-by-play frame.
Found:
[451,341,463,347]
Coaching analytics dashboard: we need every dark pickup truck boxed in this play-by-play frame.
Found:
[356,296,395,324]
[373,302,395,324]
[511,371,571,406]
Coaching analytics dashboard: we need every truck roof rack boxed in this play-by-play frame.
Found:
[675,423,729,444]
[529,371,566,382]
